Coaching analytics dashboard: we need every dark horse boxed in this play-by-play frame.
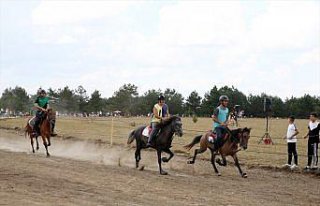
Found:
[127,116,183,175]
[25,108,56,157]
[184,127,251,177]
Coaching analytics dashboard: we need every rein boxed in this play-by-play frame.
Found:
[231,132,241,144]
[225,128,241,144]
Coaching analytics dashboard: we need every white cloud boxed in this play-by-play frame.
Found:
[2,1,319,99]
[248,1,319,49]
[294,48,320,65]
[158,1,246,46]
[32,0,133,25]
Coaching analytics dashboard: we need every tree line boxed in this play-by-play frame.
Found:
[0,84,319,118]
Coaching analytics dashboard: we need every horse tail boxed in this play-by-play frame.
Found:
[24,125,29,139]
[184,135,202,150]
[127,130,136,144]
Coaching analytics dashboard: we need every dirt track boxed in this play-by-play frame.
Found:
[0,131,319,206]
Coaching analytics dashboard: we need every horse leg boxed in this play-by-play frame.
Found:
[232,154,247,178]
[216,155,227,166]
[36,137,40,150]
[30,137,35,153]
[210,149,220,176]
[135,147,141,168]
[157,149,167,175]
[187,148,206,164]
[42,136,50,157]
[162,148,174,163]
[47,136,51,147]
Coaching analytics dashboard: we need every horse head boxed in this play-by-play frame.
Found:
[238,127,251,150]
[161,116,183,137]
[172,116,183,137]
[45,108,56,120]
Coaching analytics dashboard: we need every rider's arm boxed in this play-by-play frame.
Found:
[153,107,162,120]
[33,98,45,111]
[166,106,170,118]
[212,108,222,124]
[225,113,230,124]
[33,103,45,111]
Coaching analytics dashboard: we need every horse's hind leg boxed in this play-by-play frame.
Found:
[232,154,247,178]
[36,137,40,150]
[135,147,141,168]
[210,149,220,176]
[187,148,206,164]
[216,155,227,166]
[47,136,51,147]
[30,137,35,153]
[162,148,174,163]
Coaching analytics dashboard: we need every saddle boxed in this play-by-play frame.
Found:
[208,131,217,143]
[142,126,152,137]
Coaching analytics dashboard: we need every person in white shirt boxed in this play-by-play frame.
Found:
[303,112,320,170]
[283,115,299,168]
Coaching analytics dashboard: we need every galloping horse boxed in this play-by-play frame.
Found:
[25,108,56,157]
[184,127,251,177]
[127,116,183,175]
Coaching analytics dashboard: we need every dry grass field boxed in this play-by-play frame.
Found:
[0,116,312,167]
[1,116,319,206]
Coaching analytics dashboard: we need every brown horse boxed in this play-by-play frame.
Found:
[25,109,56,156]
[184,127,251,178]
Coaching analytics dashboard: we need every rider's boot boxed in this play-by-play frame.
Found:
[50,121,57,136]
[146,124,159,148]
[33,118,40,137]
[146,131,157,148]
[146,136,154,148]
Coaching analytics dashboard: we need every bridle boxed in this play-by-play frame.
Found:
[171,118,182,136]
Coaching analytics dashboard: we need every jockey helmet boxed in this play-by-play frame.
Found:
[219,95,229,102]
[158,95,165,101]
[40,89,46,95]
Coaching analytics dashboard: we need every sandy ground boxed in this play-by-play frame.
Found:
[0,130,319,206]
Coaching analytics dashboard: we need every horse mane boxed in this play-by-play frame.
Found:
[44,108,56,120]
[229,127,251,142]
[159,115,180,127]
[230,128,242,136]
[230,127,251,135]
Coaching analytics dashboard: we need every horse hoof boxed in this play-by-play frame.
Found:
[217,173,221,176]
[36,147,39,150]
[32,150,35,153]
[160,171,168,175]
[139,165,145,171]
[46,154,50,157]
[162,157,169,163]
[242,173,247,178]
[187,161,194,164]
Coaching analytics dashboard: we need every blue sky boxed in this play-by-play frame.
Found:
[0,0,319,99]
